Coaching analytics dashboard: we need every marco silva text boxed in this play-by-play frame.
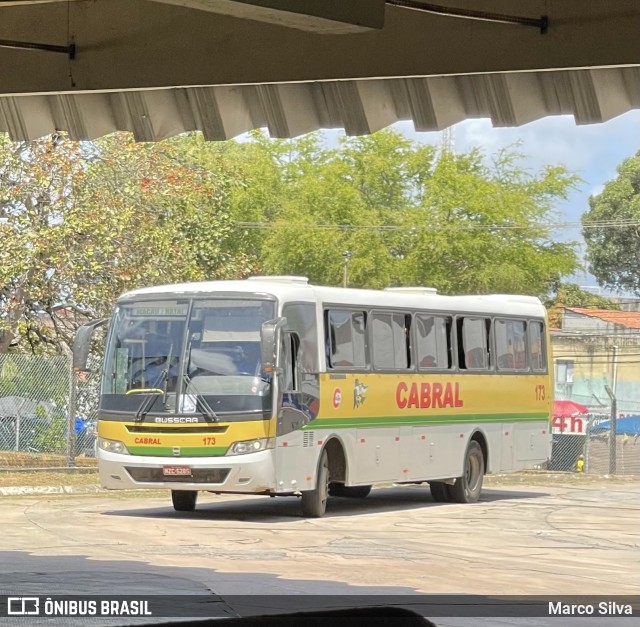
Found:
[549,601,634,616]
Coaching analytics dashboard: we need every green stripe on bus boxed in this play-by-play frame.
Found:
[127,446,229,457]
[303,412,548,430]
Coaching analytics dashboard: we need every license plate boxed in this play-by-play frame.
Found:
[162,465,192,477]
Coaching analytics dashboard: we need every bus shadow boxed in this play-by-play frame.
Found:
[103,485,547,523]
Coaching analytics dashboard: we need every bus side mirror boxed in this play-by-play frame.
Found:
[73,319,108,371]
[261,317,287,378]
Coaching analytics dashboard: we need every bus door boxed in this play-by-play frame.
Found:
[272,304,321,492]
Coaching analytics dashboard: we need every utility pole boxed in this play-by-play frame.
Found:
[612,345,618,397]
[605,384,617,475]
[342,251,352,288]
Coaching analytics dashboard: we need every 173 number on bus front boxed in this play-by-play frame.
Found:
[535,384,546,401]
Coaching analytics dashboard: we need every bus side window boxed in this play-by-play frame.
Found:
[326,310,367,369]
[458,317,489,370]
[529,321,546,372]
[371,312,410,370]
[416,314,452,370]
[281,332,300,391]
[496,319,528,371]
[283,303,318,374]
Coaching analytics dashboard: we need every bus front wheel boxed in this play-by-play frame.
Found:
[301,450,329,517]
[447,440,484,503]
[171,490,198,512]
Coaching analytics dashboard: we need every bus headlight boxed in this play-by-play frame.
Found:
[97,437,129,455]
[227,438,274,456]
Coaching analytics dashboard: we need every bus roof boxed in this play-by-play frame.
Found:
[120,276,546,318]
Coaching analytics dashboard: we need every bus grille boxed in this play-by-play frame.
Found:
[125,467,231,483]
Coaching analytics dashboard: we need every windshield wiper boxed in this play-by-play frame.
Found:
[182,373,219,423]
[133,372,168,422]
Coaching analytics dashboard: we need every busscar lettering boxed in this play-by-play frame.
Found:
[396,382,464,409]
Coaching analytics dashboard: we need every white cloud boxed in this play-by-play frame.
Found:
[402,110,640,183]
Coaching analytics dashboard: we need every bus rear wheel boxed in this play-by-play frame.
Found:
[171,490,198,512]
[329,483,372,498]
[301,450,329,517]
[447,440,484,503]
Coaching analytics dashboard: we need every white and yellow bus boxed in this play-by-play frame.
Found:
[74,276,552,517]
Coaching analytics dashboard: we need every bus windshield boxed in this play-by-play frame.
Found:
[100,297,275,418]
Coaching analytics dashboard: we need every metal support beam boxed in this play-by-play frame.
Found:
[0,38,74,57]
[386,1,547,34]
[151,0,385,32]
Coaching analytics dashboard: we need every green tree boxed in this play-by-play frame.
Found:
[401,148,579,294]
[546,283,619,310]
[582,150,640,294]
[0,134,88,353]
[231,130,579,297]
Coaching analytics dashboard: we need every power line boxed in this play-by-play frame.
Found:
[233,219,640,233]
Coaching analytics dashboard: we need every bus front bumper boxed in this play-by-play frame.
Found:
[97,449,276,493]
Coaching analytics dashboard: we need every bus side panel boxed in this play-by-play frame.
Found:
[402,425,464,481]
[500,423,515,471]
[514,422,550,465]
[273,429,359,493]
[353,427,400,483]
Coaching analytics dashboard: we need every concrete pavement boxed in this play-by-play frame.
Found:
[0,480,638,626]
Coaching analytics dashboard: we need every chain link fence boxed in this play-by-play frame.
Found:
[2,353,639,475]
[0,354,98,469]
[548,413,640,475]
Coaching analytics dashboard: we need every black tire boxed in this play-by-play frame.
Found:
[329,483,372,498]
[429,481,450,502]
[171,490,198,512]
[301,450,329,517]
[447,440,484,503]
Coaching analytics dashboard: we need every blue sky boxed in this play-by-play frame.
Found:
[394,109,640,293]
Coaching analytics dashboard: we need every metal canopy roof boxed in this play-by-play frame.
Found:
[3,67,639,142]
[0,0,638,142]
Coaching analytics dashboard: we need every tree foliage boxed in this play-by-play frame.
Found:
[545,282,619,328]
[225,131,579,295]
[0,133,251,354]
[1,128,581,354]
[582,150,640,295]
[546,283,620,310]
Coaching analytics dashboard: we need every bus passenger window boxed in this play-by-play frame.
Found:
[458,317,489,370]
[495,319,527,371]
[372,312,411,369]
[529,321,546,372]
[326,310,367,368]
[416,315,452,370]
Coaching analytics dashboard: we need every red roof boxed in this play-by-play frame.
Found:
[565,307,640,329]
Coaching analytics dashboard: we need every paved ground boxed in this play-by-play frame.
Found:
[0,479,638,626]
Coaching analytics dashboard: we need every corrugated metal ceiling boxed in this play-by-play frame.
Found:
[1,65,638,142]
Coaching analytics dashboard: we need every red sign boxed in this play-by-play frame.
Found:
[551,415,586,435]
[332,388,342,409]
